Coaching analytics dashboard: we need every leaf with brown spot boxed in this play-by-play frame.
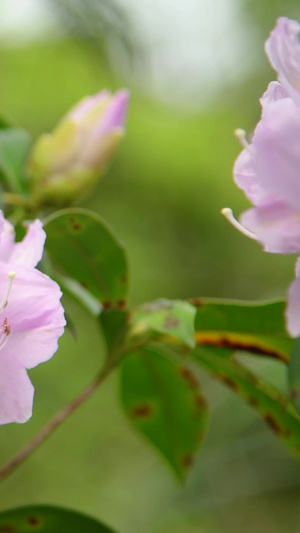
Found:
[193,346,300,460]
[0,505,116,532]
[120,344,208,481]
[192,298,292,362]
[132,404,153,418]
[130,298,196,349]
[44,208,129,311]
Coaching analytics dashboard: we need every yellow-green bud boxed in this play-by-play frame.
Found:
[27,89,129,206]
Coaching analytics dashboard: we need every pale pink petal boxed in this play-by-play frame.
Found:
[97,90,129,135]
[0,264,65,369]
[0,214,15,262]
[9,220,46,268]
[253,97,300,211]
[1,264,66,332]
[78,90,129,166]
[0,211,6,238]
[234,147,275,206]
[260,81,288,114]
[265,17,300,104]
[286,258,300,337]
[0,353,34,424]
[0,213,65,424]
[6,325,65,369]
[70,90,110,122]
[240,201,300,253]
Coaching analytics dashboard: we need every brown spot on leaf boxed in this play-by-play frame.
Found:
[72,223,82,231]
[195,333,288,362]
[132,405,153,418]
[120,274,128,283]
[69,218,82,232]
[0,526,15,533]
[180,367,199,389]
[189,298,203,308]
[117,299,126,310]
[247,396,259,408]
[80,281,89,289]
[27,516,41,527]
[218,374,239,391]
[194,394,207,410]
[264,414,282,435]
[163,313,180,330]
[102,301,111,310]
[182,454,193,468]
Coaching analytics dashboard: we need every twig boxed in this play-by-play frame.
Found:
[0,364,114,482]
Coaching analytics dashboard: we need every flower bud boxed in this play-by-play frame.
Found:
[27,89,129,206]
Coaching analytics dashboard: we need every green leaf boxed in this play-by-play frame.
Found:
[56,273,102,317]
[130,298,196,349]
[0,128,31,194]
[192,298,292,362]
[100,309,128,352]
[288,336,300,411]
[44,208,129,310]
[194,345,300,459]
[120,344,208,481]
[0,505,117,532]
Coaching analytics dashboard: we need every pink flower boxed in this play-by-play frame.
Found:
[0,213,65,424]
[224,17,300,336]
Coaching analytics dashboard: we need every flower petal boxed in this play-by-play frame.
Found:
[240,200,300,253]
[0,213,15,261]
[9,220,46,268]
[286,257,300,337]
[0,264,65,368]
[253,97,300,211]
[98,90,129,135]
[5,265,65,330]
[5,324,65,370]
[260,81,288,114]
[70,90,111,122]
[265,17,300,104]
[234,147,275,206]
[0,353,34,424]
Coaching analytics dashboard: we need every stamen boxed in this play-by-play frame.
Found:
[0,318,12,350]
[234,128,254,152]
[221,208,259,241]
[2,318,11,336]
[0,272,16,313]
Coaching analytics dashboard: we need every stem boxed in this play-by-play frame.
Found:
[0,364,114,482]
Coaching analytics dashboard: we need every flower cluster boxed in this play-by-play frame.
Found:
[224,17,300,337]
[0,214,65,424]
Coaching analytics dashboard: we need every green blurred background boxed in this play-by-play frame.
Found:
[1,1,300,531]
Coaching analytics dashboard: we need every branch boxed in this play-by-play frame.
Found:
[0,364,114,482]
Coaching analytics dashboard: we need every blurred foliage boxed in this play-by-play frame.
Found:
[48,0,143,75]
[1,1,300,532]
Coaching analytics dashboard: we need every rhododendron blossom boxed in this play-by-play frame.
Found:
[0,213,65,424]
[224,17,300,337]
